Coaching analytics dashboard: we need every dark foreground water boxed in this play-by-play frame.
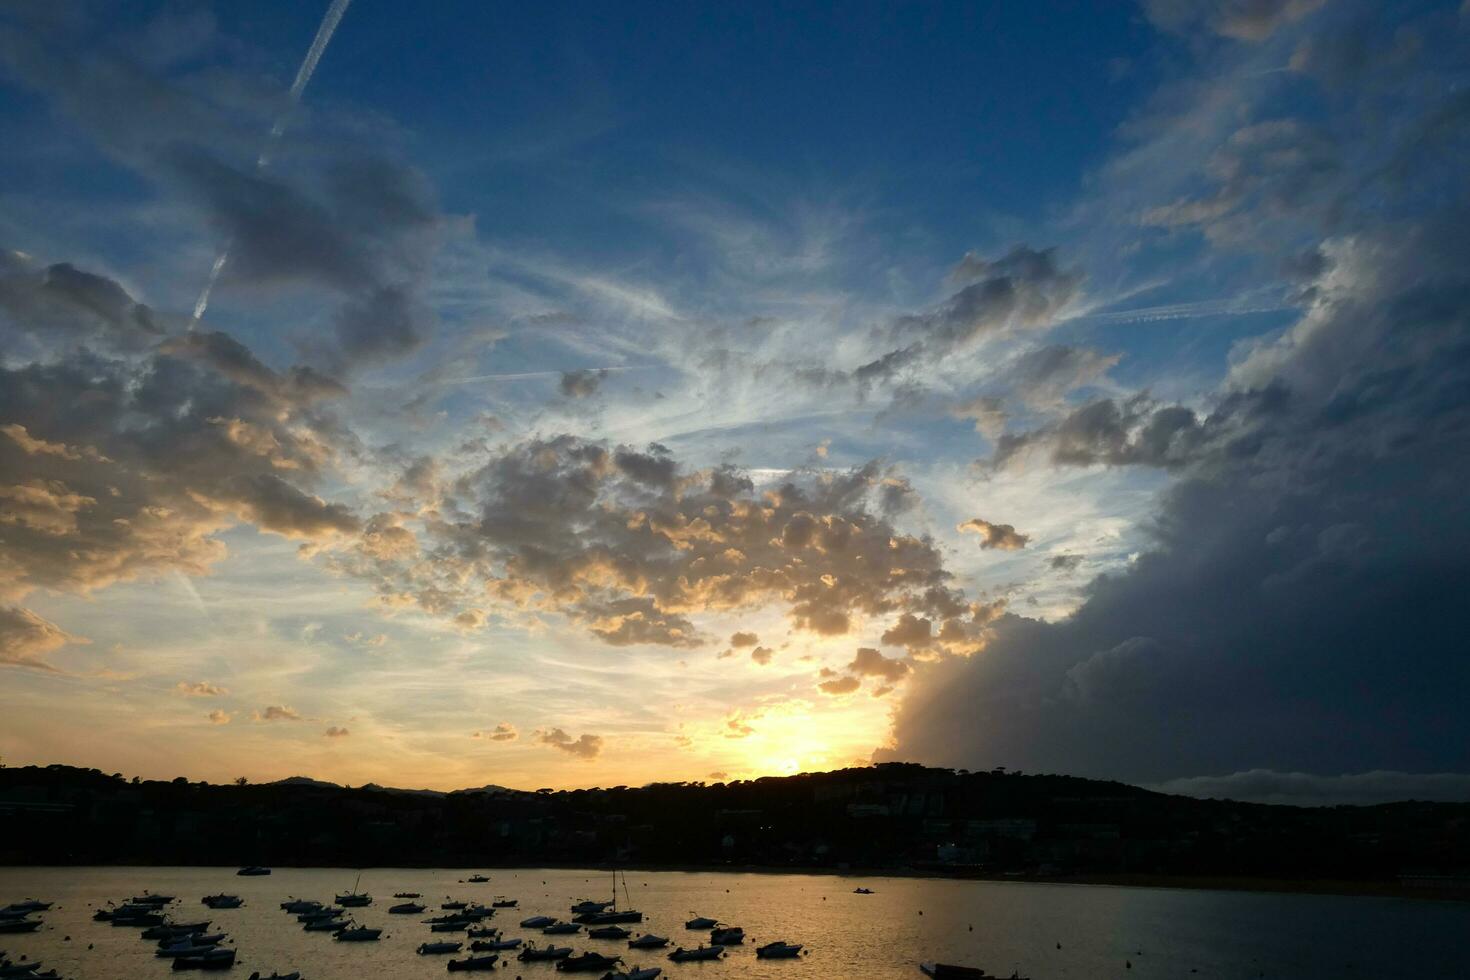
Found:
[0,867,1465,979]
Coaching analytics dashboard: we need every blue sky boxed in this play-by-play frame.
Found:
[2,0,1468,804]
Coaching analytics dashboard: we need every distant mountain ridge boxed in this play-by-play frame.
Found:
[3,762,1466,891]
[271,776,524,797]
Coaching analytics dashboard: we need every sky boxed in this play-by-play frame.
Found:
[1,0,1468,805]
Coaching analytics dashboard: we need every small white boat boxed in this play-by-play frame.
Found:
[756,941,803,959]
[418,942,463,955]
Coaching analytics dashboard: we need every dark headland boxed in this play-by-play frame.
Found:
[2,763,1466,900]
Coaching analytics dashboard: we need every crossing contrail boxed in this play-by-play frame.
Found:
[190,0,355,327]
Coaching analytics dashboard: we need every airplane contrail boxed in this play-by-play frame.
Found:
[190,0,355,328]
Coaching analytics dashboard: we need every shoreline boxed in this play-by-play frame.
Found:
[3,861,1466,902]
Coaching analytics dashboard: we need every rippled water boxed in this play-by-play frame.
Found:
[0,867,1464,979]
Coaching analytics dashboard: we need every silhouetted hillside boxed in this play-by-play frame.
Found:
[1,763,1466,890]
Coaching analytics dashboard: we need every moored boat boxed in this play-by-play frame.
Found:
[589,924,631,939]
[555,951,621,972]
[202,895,243,909]
[517,944,572,961]
[543,921,581,934]
[920,965,1023,980]
[470,937,521,951]
[756,941,803,959]
[519,915,556,928]
[334,925,382,941]
[390,902,426,914]
[683,916,716,930]
[710,927,744,945]
[236,866,271,876]
[628,934,668,949]
[447,953,498,971]
[668,945,723,962]
[418,941,463,955]
[171,948,235,971]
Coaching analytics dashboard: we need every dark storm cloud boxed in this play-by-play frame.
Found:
[884,3,1470,785]
[884,212,1470,782]
[1151,769,1470,806]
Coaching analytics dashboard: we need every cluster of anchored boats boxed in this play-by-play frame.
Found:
[2,899,58,980]
[3,870,818,979]
[273,871,806,976]
[92,890,301,975]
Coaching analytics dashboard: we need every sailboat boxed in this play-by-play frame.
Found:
[335,873,371,907]
[573,871,642,925]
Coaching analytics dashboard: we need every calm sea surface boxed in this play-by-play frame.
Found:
[0,867,1465,979]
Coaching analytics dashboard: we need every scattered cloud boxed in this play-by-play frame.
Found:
[958,518,1030,550]
[176,681,228,697]
[254,705,301,722]
[535,728,603,759]
[0,605,75,671]
[472,723,518,742]
[559,369,607,398]
[324,726,350,738]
